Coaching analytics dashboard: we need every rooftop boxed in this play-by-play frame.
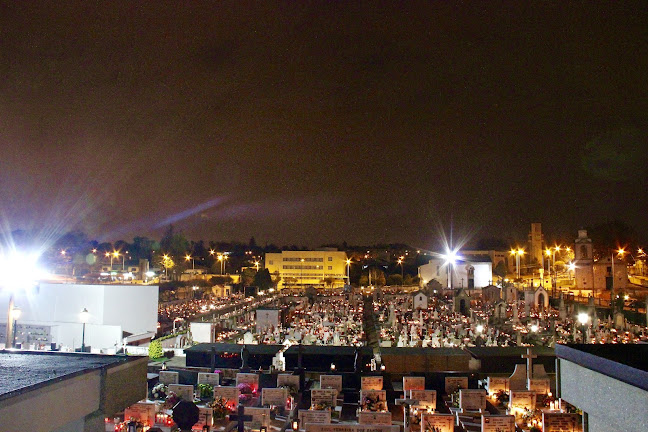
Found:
[0,350,130,401]
[555,343,648,391]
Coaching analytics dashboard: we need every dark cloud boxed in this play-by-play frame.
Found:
[0,1,647,246]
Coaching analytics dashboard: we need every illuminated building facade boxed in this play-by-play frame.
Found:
[264,250,348,289]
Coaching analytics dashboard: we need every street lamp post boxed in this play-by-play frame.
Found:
[346,259,351,285]
[397,257,404,286]
[300,258,305,288]
[80,308,89,352]
[10,305,21,348]
[185,254,195,270]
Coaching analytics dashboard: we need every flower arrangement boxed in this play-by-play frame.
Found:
[538,393,555,408]
[361,393,387,412]
[238,382,254,404]
[209,396,236,420]
[311,400,332,411]
[198,383,214,400]
[164,390,181,409]
[115,420,147,432]
[280,384,299,397]
[521,407,541,426]
[494,390,509,404]
[449,387,462,408]
[150,383,168,400]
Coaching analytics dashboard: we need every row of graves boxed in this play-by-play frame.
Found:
[111,345,582,432]
[106,367,302,432]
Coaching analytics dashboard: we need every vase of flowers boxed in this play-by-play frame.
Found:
[198,383,214,401]
[361,393,387,412]
[209,396,235,420]
[150,383,168,401]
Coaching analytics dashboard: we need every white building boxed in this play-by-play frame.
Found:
[1,283,158,352]
[419,256,492,289]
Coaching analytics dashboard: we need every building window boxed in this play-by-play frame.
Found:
[328,266,332,270]
[328,257,332,261]
[269,260,273,265]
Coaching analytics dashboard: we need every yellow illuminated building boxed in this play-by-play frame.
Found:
[264,249,348,289]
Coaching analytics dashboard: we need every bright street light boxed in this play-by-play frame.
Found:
[577,312,589,326]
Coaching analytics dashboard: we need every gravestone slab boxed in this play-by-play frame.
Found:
[481,415,515,432]
[528,378,550,395]
[124,402,156,425]
[487,377,509,395]
[168,384,194,402]
[320,375,343,392]
[409,390,437,409]
[420,413,454,432]
[311,389,338,408]
[459,389,486,412]
[403,376,426,391]
[358,411,392,425]
[509,390,536,413]
[299,409,332,426]
[213,386,240,408]
[236,373,259,390]
[361,376,383,390]
[243,407,271,428]
[197,372,220,386]
[542,412,580,432]
[444,376,468,394]
[278,373,300,389]
[159,371,179,385]
[262,387,288,406]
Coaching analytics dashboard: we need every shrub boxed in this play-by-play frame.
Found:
[148,339,163,359]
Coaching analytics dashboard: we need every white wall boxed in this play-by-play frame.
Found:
[419,259,492,289]
[0,283,158,350]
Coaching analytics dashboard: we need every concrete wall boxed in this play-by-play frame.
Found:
[560,359,648,432]
[0,283,157,350]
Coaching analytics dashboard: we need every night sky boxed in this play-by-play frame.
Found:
[1,2,647,248]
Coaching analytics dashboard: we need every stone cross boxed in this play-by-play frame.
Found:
[229,405,253,432]
[521,348,537,381]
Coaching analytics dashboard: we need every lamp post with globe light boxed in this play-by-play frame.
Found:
[10,306,21,347]
[443,249,459,290]
[80,308,89,352]
[346,259,352,285]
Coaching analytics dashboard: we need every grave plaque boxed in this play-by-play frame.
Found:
[244,407,271,428]
[409,390,437,409]
[459,389,486,411]
[124,402,156,425]
[320,375,343,392]
[528,378,550,395]
[481,415,515,432]
[444,376,468,394]
[195,406,213,429]
[159,371,179,385]
[168,384,194,402]
[298,409,332,426]
[358,411,392,425]
[361,376,384,390]
[306,425,399,432]
[487,377,509,395]
[213,386,240,408]
[542,412,580,432]
[509,390,536,413]
[403,376,426,391]
[278,373,301,389]
[420,413,454,432]
[311,389,338,408]
[197,372,220,386]
[262,387,288,406]
[236,373,259,389]
[359,390,387,412]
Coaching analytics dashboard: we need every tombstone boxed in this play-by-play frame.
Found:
[409,389,437,409]
[492,300,507,323]
[614,312,625,330]
[412,291,428,310]
[403,376,425,392]
[481,415,515,432]
[558,296,567,320]
[361,376,383,390]
[169,384,195,402]
[511,303,520,323]
[542,412,580,432]
[486,377,509,396]
[243,332,254,345]
[482,285,501,303]
[159,371,180,385]
[509,390,536,414]
[444,376,468,394]
[458,389,486,412]
[453,289,471,316]
[504,285,517,303]
[508,364,527,391]
[420,413,454,432]
[320,375,342,392]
